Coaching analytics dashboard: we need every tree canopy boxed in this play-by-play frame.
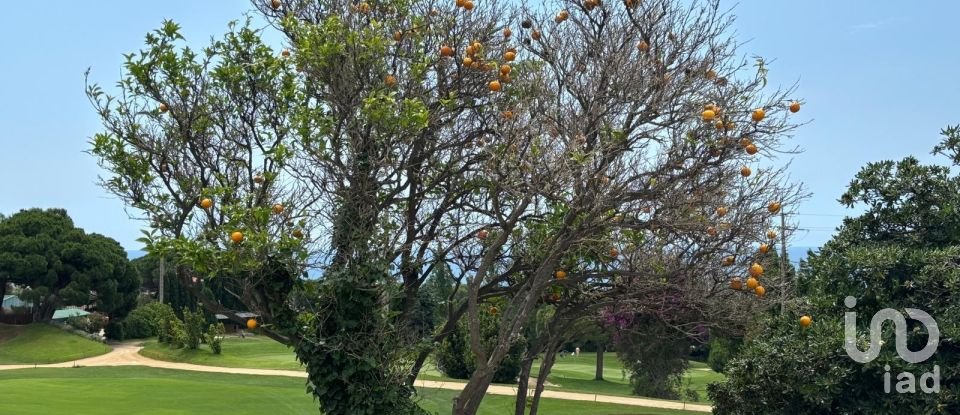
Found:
[0,208,139,321]
[709,126,960,414]
[87,0,804,414]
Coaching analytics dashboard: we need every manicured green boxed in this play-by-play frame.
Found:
[0,324,110,364]
[140,336,302,370]
[139,336,723,403]
[0,367,704,415]
[420,352,723,403]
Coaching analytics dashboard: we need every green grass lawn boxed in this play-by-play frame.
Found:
[139,336,723,404]
[0,324,110,364]
[139,336,303,370]
[0,367,704,415]
[420,352,723,403]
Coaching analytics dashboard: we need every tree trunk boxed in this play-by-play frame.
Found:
[453,365,497,415]
[529,345,560,415]
[33,299,56,322]
[0,281,6,315]
[514,357,535,415]
[595,343,605,381]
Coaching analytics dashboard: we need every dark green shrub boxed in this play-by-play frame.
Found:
[122,311,154,339]
[206,323,226,354]
[182,307,206,350]
[435,303,525,383]
[169,318,187,349]
[707,335,742,373]
[105,320,125,341]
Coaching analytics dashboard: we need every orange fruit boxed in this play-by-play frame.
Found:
[502,110,514,119]
[503,27,512,38]
[754,285,766,297]
[749,263,763,278]
[739,137,752,148]
[740,166,752,177]
[463,56,473,66]
[504,51,516,61]
[730,277,743,290]
[723,256,735,266]
[488,80,502,92]
[759,243,771,254]
[456,0,465,6]
[394,31,403,42]
[272,204,284,214]
[531,30,541,40]
[200,198,213,209]
[231,231,244,244]
[800,315,812,328]
[745,144,758,155]
[716,206,728,216]
[281,49,291,57]
[746,277,759,289]
[159,103,169,112]
[609,248,619,258]
[768,201,781,214]
[500,64,512,75]
[706,226,718,237]
[385,75,397,86]
[789,101,801,113]
[246,319,258,330]
[271,0,282,10]
[477,229,489,240]
[767,230,777,240]
[751,108,765,122]
[440,45,454,57]
[555,270,568,280]
[636,40,649,52]
[357,2,371,13]
[254,175,265,184]
[705,69,717,80]
[464,0,474,10]
[292,229,304,239]
[556,10,569,21]
[701,109,716,121]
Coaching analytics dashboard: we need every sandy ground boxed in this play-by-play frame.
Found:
[0,342,712,413]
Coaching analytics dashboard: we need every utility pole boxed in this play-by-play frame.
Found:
[779,211,788,315]
[159,257,165,304]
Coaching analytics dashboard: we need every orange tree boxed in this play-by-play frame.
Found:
[437,0,805,412]
[87,0,803,414]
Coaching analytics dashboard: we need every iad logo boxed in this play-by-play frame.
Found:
[844,296,941,394]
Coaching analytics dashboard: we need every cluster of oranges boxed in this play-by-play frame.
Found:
[455,0,475,10]
[724,201,783,299]
[729,262,766,297]
[196,195,301,245]
[439,38,517,93]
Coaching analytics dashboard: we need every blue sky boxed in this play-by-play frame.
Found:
[1,0,957,251]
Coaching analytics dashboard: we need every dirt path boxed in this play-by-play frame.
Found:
[0,343,712,413]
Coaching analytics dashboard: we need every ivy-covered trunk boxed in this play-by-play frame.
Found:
[296,141,426,415]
